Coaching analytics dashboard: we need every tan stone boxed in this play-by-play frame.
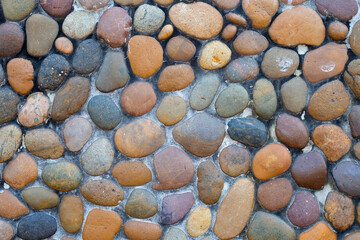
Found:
[233,31,269,56]
[0,220,14,240]
[328,21,348,41]
[158,24,173,41]
[124,221,162,240]
[222,24,237,41]
[55,37,73,55]
[154,0,173,6]
[166,36,196,62]
[18,92,50,128]
[199,41,231,70]
[0,190,29,219]
[225,13,247,27]
[187,206,211,238]
[112,161,152,186]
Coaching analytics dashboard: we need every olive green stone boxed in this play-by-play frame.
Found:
[22,187,59,210]
[253,79,277,120]
[125,189,158,219]
[190,73,220,111]
[215,85,249,118]
[1,0,36,21]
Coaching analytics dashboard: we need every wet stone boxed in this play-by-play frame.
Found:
[1,0,36,21]
[73,39,102,74]
[298,222,336,240]
[38,54,70,91]
[62,11,96,40]
[332,161,360,198]
[215,85,249,118]
[199,41,231,70]
[59,196,84,234]
[234,31,269,56]
[219,145,250,177]
[158,24,174,41]
[0,220,14,240]
[281,77,308,114]
[186,206,211,238]
[17,213,57,240]
[0,88,20,125]
[225,57,259,83]
[88,95,121,130]
[25,129,64,159]
[275,114,309,149]
[22,187,59,210]
[156,96,187,126]
[63,116,93,152]
[243,0,279,29]
[55,37,73,55]
[166,36,196,62]
[161,192,195,225]
[18,92,50,128]
[222,24,237,41]
[253,79,277,120]
[257,178,293,212]
[134,4,165,34]
[316,0,358,21]
[39,0,73,18]
[349,105,360,138]
[125,189,158,219]
[0,190,29,219]
[124,221,162,240]
[287,192,320,228]
[112,161,152,187]
[328,21,349,41]
[0,124,22,163]
[7,58,34,95]
[78,0,109,10]
[158,64,194,92]
[164,227,188,240]
[189,73,220,111]
[0,23,24,58]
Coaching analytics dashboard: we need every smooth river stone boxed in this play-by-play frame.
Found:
[55,37,73,55]
[80,179,124,206]
[169,2,223,40]
[349,105,360,138]
[1,0,36,21]
[0,190,29,219]
[291,151,327,190]
[298,222,337,240]
[215,85,249,118]
[316,0,358,21]
[78,0,109,10]
[222,24,237,41]
[26,14,58,57]
[312,124,351,162]
[328,21,349,41]
[59,196,84,234]
[219,145,250,177]
[88,95,121,130]
[227,118,268,148]
[125,189,158,219]
[134,4,165,34]
[275,114,309,149]
[173,113,225,157]
[156,96,187,126]
[166,36,196,62]
[225,57,259,83]
[333,161,360,198]
[242,0,279,29]
[42,161,82,192]
[0,220,14,240]
[51,77,90,121]
[114,118,165,158]
[350,21,360,55]
[96,51,129,93]
[18,92,50,128]
[25,129,64,159]
[0,23,24,58]
[287,192,320,228]
[164,227,188,240]
[0,124,22,163]
[62,11,96,40]
[81,138,114,176]
[0,88,19,125]
[211,0,239,10]
[39,0,73,18]
[281,77,308,114]
[17,213,57,240]
[22,187,59,210]
[199,41,231,70]
[158,65,194,92]
[257,178,293,212]
[186,206,212,238]
[63,117,93,152]
[233,30,269,56]
[269,6,325,46]
[252,143,292,181]
[197,160,224,205]
[355,142,360,160]
[3,153,37,189]
[213,178,254,239]
[152,146,194,191]
[253,79,277,120]
[247,212,296,240]
[73,39,102,74]
[189,73,220,111]
[112,161,152,187]
[158,24,174,41]
[124,221,162,240]
[161,192,195,225]
[7,58,34,95]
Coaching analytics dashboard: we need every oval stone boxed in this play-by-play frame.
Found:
[0,23,24,58]
[63,117,93,152]
[233,30,269,56]
[350,21,360,55]
[72,39,102,74]
[0,88,19,125]
[42,161,82,192]
[253,79,277,120]
[80,179,124,206]
[186,206,212,238]
[199,41,231,70]
[59,196,84,234]
[88,95,121,130]
[18,92,50,128]
[328,21,349,41]
[17,213,57,240]
[39,0,73,18]
[158,65,194,92]
[225,57,259,83]
[161,192,195,225]
[62,11,96,40]
[189,73,220,111]
[156,96,187,126]
[2,0,36,21]
[287,192,320,228]
[215,85,249,118]
[0,190,29,219]
[164,227,188,240]
[0,220,14,240]
[134,4,165,34]
[55,37,73,55]
[124,221,162,240]
[166,36,196,62]
[275,114,309,149]
[0,124,22,163]
[280,77,308,114]
[333,161,360,198]
[219,145,250,177]
[25,129,64,159]
[112,161,152,187]
[243,0,278,29]
[349,105,360,138]
[316,0,358,21]
[7,58,34,95]
[222,24,237,41]
[22,187,59,210]
[298,222,337,240]
[158,25,174,41]
[125,189,158,219]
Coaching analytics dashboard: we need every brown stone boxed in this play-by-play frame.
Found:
[114,118,165,158]
[257,178,293,212]
[153,0,173,6]
[328,21,349,41]
[219,145,250,177]
[39,0,73,18]
[78,0,109,10]
[282,0,308,5]
[3,153,37,189]
[25,129,64,159]
[156,96,187,126]
[0,23,24,58]
[0,190,29,219]
[158,65,194,92]
[269,6,325,46]
[0,220,14,240]
[55,37,73,55]
[112,161,152,186]
[350,20,360,55]
[187,206,212,238]
[166,36,196,62]
[124,221,162,240]
[222,24,237,41]
[152,146,194,191]
[211,0,239,10]
[345,232,360,240]
[287,192,320,228]
[121,82,156,116]
[308,80,350,121]
[298,222,336,240]
[316,0,358,21]
[233,30,269,56]
[115,0,144,5]
[22,187,59,210]
[7,58,34,95]
[59,196,84,234]
[324,191,355,231]
[275,114,309,149]
[63,117,93,152]
[83,209,122,240]
[349,105,360,138]
[225,13,247,27]
[357,203,360,224]
[0,124,22,163]
[243,0,279,29]
[252,143,292,181]
[18,92,50,128]
[158,24,174,41]
[354,142,360,160]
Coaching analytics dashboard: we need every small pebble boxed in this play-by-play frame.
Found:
[88,95,121,130]
[225,13,247,27]
[0,88,19,125]
[354,142,360,160]
[349,105,360,138]
[158,65,195,92]
[25,129,64,159]
[63,117,93,152]
[350,20,360,55]
[166,36,196,62]
[154,0,173,6]
[78,0,109,10]
[161,192,195,225]
[345,232,360,240]
[222,24,237,41]
[134,4,165,34]
[17,213,57,240]
[112,161,152,187]
[211,0,239,10]
[115,0,144,5]
[328,21,349,41]
[62,11,96,40]
[0,124,22,163]
[219,145,250,177]
[164,227,188,240]
[199,41,231,70]
[156,96,187,126]
[282,0,308,5]
[55,37,73,55]
[125,189,158,219]
[59,196,84,234]
[186,206,211,238]
[22,187,59,210]
[225,57,259,83]
[158,24,174,41]
[287,192,320,228]
[7,58,34,95]
[280,77,308,114]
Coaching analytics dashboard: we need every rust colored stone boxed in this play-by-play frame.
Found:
[112,161,152,187]
[59,196,84,234]
[80,180,124,207]
[124,221,162,240]
[0,190,29,219]
[242,0,279,29]
[39,0,73,18]
[7,58,34,95]
[222,24,237,41]
[298,222,336,240]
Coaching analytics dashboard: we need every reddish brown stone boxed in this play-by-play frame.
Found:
[112,161,152,187]
[222,24,237,41]
[225,13,247,27]
[55,37,73,55]
[40,0,73,18]
[233,31,269,56]
[316,0,358,21]
[0,23,24,58]
[166,36,196,62]
[59,196,84,234]
[0,190,29,219]
[124,221,162,240]
[287,192,320,228]
[80,180,124,207]
[219,145,250,177]
[7,58,34,95]
[0,220,14,240]
[328,21,349,41]
[298,222,336,240]
[275,114,309,149]
[158,65,194,92]
[121,82,156,116]
[161,192,195,225]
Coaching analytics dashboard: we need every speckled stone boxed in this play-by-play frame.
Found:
[328,21,349,41]
[166,36,196,62]
[112,161,152,187]
[275,114,309,149]
[134,4,165,34]
[156,96,187,126]
[219,145,250,177]
[332,161,360,198]
[0,220,14,240]
[22,187,59,210]
[161,192,195,225]
[164,227,188,240]
[88,95,121,130]
[0,23,24,58]
[63,117,93,152]
[316,0,358,21]
[243,0,279,29]
[0,124,22,163]
[125,189,158,219]
[0,88,19,125]
[39,0,73,18]
[55,37,73,55]
[158,25,174,41]
[225,57,259,83]
[281,77,308,114]
[18,92,50,128]
[298,222,336,240]
[124,221,162,240]
[62,11,96,40]
[0,190,29,219]
[73,39,102,74]
[38,54,70,91]
[80,179,124,206]
[199,41,231,70]
[187,206,211,238]
[287,192,320,228]
[17,213,57,240]
[7,58,34,95]
[25,129,64,159]
[253,79,277,120]
[189,73,220,111]
[59,196,84,234]
[78,0,109,10]
[215,85,249,118]
[1,0,36,21]
[158,64,194,92]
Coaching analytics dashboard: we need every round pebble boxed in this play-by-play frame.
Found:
[345,232,360,240]
[39,0,73,18]
[62,11,96,40]
[287,192,320,228]
[25,129,64,159]
[134,4,165,34]
[161,192,195,225]
[154,0,173,6]
[225,57,259,83]
[0,23,24,58]
[22,187,59,210]
[7,58,34,95]
[156,95,187,126]
[80,179,124,206]
[59,196,84,234]
[0,124,22,163]
[189,73,220,111]
[298,222,336,240]
[166,36,196,62]
[328,21,349,41]
[125,189,158,219]
[158,24,174,41]
[17,213,57,240]
[63,117,93,152]
[18,93,50,128]
[186,206,211,238]
[112,161,152,187]
[72,39,102,74]
[55,37,73,55]
[158,65,194,92]
[215,85,249,118]
[280,77,308,114]
[253,78,277,120]
[211,0,240,10]
[199,40,231,70]
[219,145,250,177]
[124,220,162,240]
[88,95,121,130]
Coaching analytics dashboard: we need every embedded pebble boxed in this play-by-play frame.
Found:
[215,85,249,118]
[315,0,358,21]
[354,142,360,160]
[88,95,121,130]
[158,65,194,92]
[0,124,22,163]
[164,227,188,240]
[59,196,84,234]
[0,23,24,58]
[189,73,220,111]
[0,220,14,240]
[55,37,73,55]
[350,20,360,55]
[345,232,360,240]
[349,105,360,138]
[154,0,173,6]
[0,88,19,125]
[22,187,59,210]
[219,145,250,177]
[345,59,360,99]
[225,57,259,83]
[211,0,239,10]
[63,117,93,152]
[72,39,102,74]
[124,221,162,240]
[25,129,64,159]
[186,206,211,238]
[225,13,247,27]
[39,0,73,18]
[0,190,29,219]
[134,4,165,34]
[156,96,187,126]
[112,161,152,187]
[287,192,320,228]
[166,36,196,62]
[243,0,279,29]
[282,0,308,4]
[78,0,109,10]
[125,189,158,219]
[222,24,237,41]
[332,161,360,198]
[298,222,336,240]
[199,41,231,70]
[80,179,124,206]
[17,213,57,240]
[7,58,34,95]
[158,25,174,41]
[328,21,349,41]
[1,0,36,21]
[62,11,96,40]
[161,192,195,225]
[253,79,277,120]
[280,77,308,114]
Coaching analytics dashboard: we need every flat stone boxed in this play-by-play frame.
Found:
[51,77,90,121]
[247,212,296,240]
[158,24,174,41]
[281,77,308,114]
[7,58,34,95]
[312,124,351,162]
[112,161,152,186]
[78,0,109,10]
[316,0,358,21]
[26,14,58,57]
[211,0,239,9]
[25,129,64,159]
[345,232,360,240]
[161,192,194,225]
[124,221,162,240]
[73,39,102,74]
[83,209,122,240]
[219,145,250,177]
[39,0,73,18]
[0,88,19,125]
[81,138,114,176]
[0,124,22,163]
[0,190,29,219]
[164,227,188,240]
[225,57,259,83]
[63,117,93,152]
[350,20,360,55]
[298,222,336,240]
[17,213,57,240]
[173,113,225,157]
[225,13,247,27]
[55,37,73,55]
[158,65,194,92]
[166,36,196,62]
[121,82,156,117]
[156,96,187,126]
[97,7,132,48]
[199,41,231,70]
[152,146,194,191]
[287,192,320,228]
[275,114,309,149]
[169,2,223,40]
[187,206,212,238]
[1,0,36,21]
[189,73,220,111]
[59,196,84,234]
[213,178,254,239]
[308,80,350,121]
[13,88,39,117]
[243,0,278,29]
[252,143,291,180]
[134,4,165,34]
[0,23,24,58]
[269,6,325,46]
[88,95,121,130]
[80,179,124,206]
[3,153,37,189]
[227,118,268,148]
[0,220,14,240]
[215,85,249,118]
[62,11,96,40]
[96,51,129,93]
[349,106,360,138]
[332,161,360,198]
[222,24,237,41]
[354,142,360,160]
[125,189,158,219]
[253,78,277,120]
[234,30,269,56]
[42,161,82,192]
[22,187,59,210]
[328,21,349,41]
[114,118,165,158]
[257,178,293,212]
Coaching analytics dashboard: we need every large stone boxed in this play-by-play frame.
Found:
[0,23,24,58]
[124,221,162,240]
[125,189,158,219]
[275,114,309,149]
[0,124,22,163]
[39,0,73,18]
[158,65,194,92]
[25,129,64,159]
[63,117,93,152]
[332,161,360,198]
[73,39,102,74]
[280,77,308,114]
[22,187,59,210]
[1,0,36,21]
[59,196,84,234]
[62,11,96,40]
[134,4,165,34]
[0,190,29,219]
[189,73,220,111]
[253,79,277,120]
[215,85,249,118]
[88,95,121,130]
[80,179,124,206]
[316,0,358,21]
[161,192,194,225]
[112,161,152,187]
[17,213,57,240]
[242,0,279,29]
[287,192,320,228]
[0,88,19,125]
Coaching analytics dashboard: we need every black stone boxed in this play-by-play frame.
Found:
[0,87,20,125]
[17,213,57,240]
[87,95,121,130]
[333,161,360,198]
[73,39,102,74]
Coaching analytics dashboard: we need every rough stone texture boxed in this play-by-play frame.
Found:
[199,41,231,70]
[242,0,279,29]
[282,0,308,4]
[219,145,250,177]
[0,124,22,163]
[17,213,57,240]
[7,58,34,95]
[189,74,220,111]
[332,161,360,198]
[215,85,249,118]
[25,129,64,159]
[0,88,19,125]
[156,96,187,126]
[275,114,309,149]
[78,0,109,10]
[62,11,96,40]
[72,39,102,74]
[88,95,121,130]
[125,189,158,219]
[22,187,59,210]
[1,0,36,21]
[112,161,152,187]
[59,196,84,234]
[0,190,29,219]
[124,221,162,240]
[281,77,308,114]
[158,65,194,92]
[225,57,259,83]
[63,117,93,152]
[298,222,336,240]
[186,207,211,238]
[166,36,196,62]
[161,192,194,225]
[0,23,24,58]
[253,78,277,120]
[316,0,358,21]
[134,4,165,34]
[39,0,73,18]
[80,180,124,206]
[287,192,320,228]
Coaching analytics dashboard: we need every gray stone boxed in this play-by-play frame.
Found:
[225,57,259,83]
[280,77,308,114]
[62,11,97,40]
[134,4,165,34]
[215,85,249,118]
[190,73,220,111]
[253,79,277,120]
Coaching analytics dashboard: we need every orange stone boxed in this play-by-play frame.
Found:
[59,196,84,234]
[112,161,152,186]
[7,58,34,95]
[298,222,336,240]
[55,37,73,55]
[0,190,29,219]
[124,220,162,240]
[222,24,237,41]
[166,36,196,62]
[225,13,247,27]
[158,24,173,41]
[158,65,194,92]
[233,30,269,56]
[242,0,279,29]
